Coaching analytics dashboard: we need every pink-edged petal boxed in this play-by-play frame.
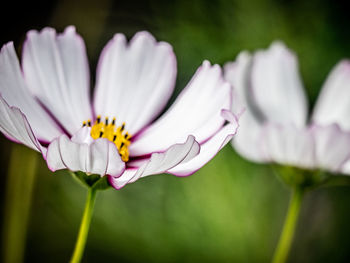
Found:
[130,60,231,156]
[224,52,267,162]
[312,124,350,172]
[0,96,43,152]
[108,135,200,189]
[22,26,92,135]
[168,110,239,176]
[312,60,350,130]
[93,31,177,135]
[0,42,62,142]
[260,124,315,169]
[46,127,125,176]
[251,41,308,127]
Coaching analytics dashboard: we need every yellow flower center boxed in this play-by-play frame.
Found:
[82,115,131,162]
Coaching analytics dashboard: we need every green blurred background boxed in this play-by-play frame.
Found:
[1,0,350,262]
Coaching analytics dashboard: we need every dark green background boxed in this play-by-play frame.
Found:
[0,0,350,262]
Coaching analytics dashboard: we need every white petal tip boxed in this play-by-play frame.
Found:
[268,40,296,58]
[64,25,77,34]
[202,60,211,67]
[338,59,350,70]
[1,42,14,52]
[270,40,287,49]
[133,31,156,41]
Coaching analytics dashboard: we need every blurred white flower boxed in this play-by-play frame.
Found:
[0,26,238,189]
[224,41,350,174]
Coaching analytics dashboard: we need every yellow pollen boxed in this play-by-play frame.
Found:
[83,116,131,162]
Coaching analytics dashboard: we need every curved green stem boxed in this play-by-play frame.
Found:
[70,187,97,263]
[272,186,304,263]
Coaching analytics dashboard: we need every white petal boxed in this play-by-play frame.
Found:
[260,124,315,169]
[224,52,267,162]
[0,96,42,152]
[0,42,62,142]
[168,110,239,176]
[93,31,177,135]
[22,26,92,135]
[71,126,94,144]
[341,161,350,175]
[130,60,231,156]
[232,110,267,162]
[224,51,251,117]
[312,60,350,130]
[108,135,200,189]
[251,41,308,127]
[312,124,350,172]
[46,128,125,176]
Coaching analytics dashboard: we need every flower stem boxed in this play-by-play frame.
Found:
[272,186,304,263]
[70,187,98,263]
[2,145,38,263]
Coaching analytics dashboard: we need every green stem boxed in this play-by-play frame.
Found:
[70,187,98,263]
[2,145,38,263]
[272,186,304,263]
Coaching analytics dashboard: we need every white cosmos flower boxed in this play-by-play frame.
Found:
[224,41,350,174]
[0,26,239,189]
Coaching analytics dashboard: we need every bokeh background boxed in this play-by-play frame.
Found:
[1,0,350,262]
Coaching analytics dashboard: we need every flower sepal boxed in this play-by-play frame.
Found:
[318,174,350,188]
[70,171,111,191]
[273,165,330,190]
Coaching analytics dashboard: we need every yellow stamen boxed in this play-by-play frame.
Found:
[84,116,131,162]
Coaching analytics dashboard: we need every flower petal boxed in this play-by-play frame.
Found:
[168,110,239,176]
[130,60,231,156]
[251,41,308,127]
[224,51,252,118]
[0,42,62,142]
[312,60,350,130]
[341,161,350,175]
[312,124,350,172]
[108,135,200,189]
[232,111,267,162]
[22,26,92,135]
[260,124,315,169]
[224,52,267,162]
[46,127,125,176]
[0,96,43,152]
[93,31,177,135]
